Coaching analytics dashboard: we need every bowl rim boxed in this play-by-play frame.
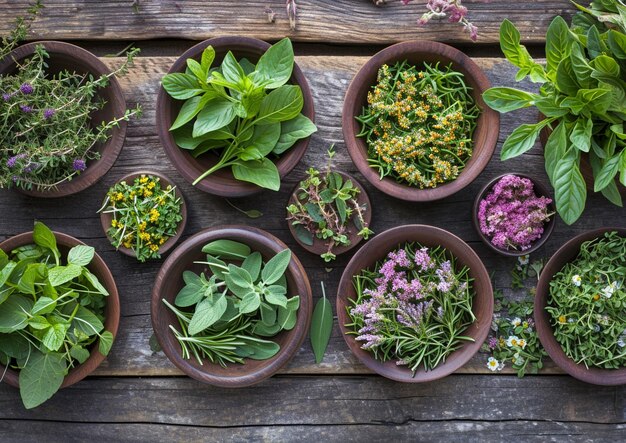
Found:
[150,225,313,387]
[99,170,188,259]
[155,36,316,198]
[0,230,120,389]
[472,172,556,257]
[0,40,127,198]
[342,39,499,202]
[535,227,626,386]
[336,224,493,382]
[286,170,372,257]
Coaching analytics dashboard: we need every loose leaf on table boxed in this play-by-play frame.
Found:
[272,114,317,154]
[202,239,251,260]
[188,293,227,335]
[232,157,280,191]
[310,281,333,364]
[19,351,66,410]
[67,245,95,267]
[261,249,291,285]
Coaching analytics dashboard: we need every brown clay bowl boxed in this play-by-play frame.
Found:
[100,171,187,259]
[342,40,499,202]
[535,227,626,386]
[337,224,493,382]
[0,230,120,389]
[287,171,372,258]
[472,173,556,257]
[151,225,313,387]
[156,36,315,197]
[0,41,127,198]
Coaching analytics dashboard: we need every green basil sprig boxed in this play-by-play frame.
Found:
[162,38,317,191]
[0,222,113,409]
[483,13,626,225]
[163,239,300,366]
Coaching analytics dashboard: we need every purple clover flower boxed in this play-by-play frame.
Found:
[19,104,33,113]
[20,83,34,94]
[73,159,87,172]
[488,337,498,350]
[43,108,56,119]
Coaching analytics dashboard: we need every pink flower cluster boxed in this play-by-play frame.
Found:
[352,246,462,350]
[478,175,552,251]
[402,0,478,41]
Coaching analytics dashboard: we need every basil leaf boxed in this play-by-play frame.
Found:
[310,282,333,364]
[546,15,572,73]
[569,43,594,89]
[261,249,291,285]
[19,351,66,409]
[192,97,237,137]
[188,293,227,335]
[245,122,281,156]
[482,87,537,113]
[608,29,626,59]
[232,157,280,191]
[556,57,580,96]
[594,153,621,192]
[186,58,206,82]
[67,245,94,267]
[252,37,294,89]
[499,19,546,82]
[255,85,303,125]
[169,95,205,131]
[173,124,232,150]
[221,51,246,84]
[570,118,593,153]
[200,46,216,72]
[500,121,547,160]
[162,73,204,100]
[554,157,587,225]
[534,95,568,118]
[273,114,317,154]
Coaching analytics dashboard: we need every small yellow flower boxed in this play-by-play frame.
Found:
[139,176,148,184]
[149,208,160,223]
[123,240,132,248]
[115,192,124,201]
[139,221,147,231]
[159,237,166,245]
[149,244,159,252]
[143,189,153,197]
[147,181,156,190]
[139,232,151,241]
[558,315,567,324]
[111,219,118,228]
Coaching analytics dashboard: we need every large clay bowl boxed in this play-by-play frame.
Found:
[0,41,127,198]
[0,231,120,389]
[156,36,315,197]
[535,227,626,386]
[337,224,493,382]
[151,225,313,387]
[342,40,499,202]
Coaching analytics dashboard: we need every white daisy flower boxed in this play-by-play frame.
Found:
[506,335,520,347]
[601,282,616,298]
[511,317,522,327]
[517,338,527,349]
[487,357,500,372]
[518,255,530,266]
[572,275,582,287]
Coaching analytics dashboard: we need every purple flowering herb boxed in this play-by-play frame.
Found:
[2,92,12,102]
[401,0,478,42]
[6,153,26,169]
[488,337,498,350]
[20,83,34,94]
[478,175,552,251]
[43,108,56,119]
[73,159,87,172]
[19,104,33,113]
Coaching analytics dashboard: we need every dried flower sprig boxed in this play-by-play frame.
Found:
[547,231,626,369]
[346,242,475,373]
[0,41,141,191]
[98,175,183,262]
[287,148,373,262]
[478,175,553,251]
[356,61,479,189]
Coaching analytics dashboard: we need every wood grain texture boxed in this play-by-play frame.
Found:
[0,54,621,380]
[0,0,576,44]
[0,376,623,438]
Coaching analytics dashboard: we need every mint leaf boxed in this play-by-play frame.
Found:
[19,351,66,409]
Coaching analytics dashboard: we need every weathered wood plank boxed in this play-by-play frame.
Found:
[1,54,620,378]
[0,376,624,427]
[0,0,576,45]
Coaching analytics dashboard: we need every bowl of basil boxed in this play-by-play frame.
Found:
[156,36,317,197]
[0,222,120,409]
[150,225,313,387]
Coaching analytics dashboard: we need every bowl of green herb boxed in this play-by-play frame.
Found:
[286,148,373,262]
[156,36,316,197]
[0,40,140,197]
[0,221,120,409]
[337,224,493,382]
[535,228,626,385]
[98,171,187,262]
[150,225,312,387]
[343,40,498,202]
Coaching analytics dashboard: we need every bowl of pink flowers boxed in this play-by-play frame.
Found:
[473,173,555,257]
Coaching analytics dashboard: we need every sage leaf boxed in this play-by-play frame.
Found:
[310,281,333,364]
[261,249,291,285]
[19,351,66,409]
[175,272,205,307]
[232,157,280,191]
[202,240,251,259]
[256,85,303,125]
[264,290,288,308]
[241,252,262,282]
[239,292,261,314]
[67,245,95,267]
[273,114,317,154]
[260,302,277,326]
[277,296,300,331]
[188,293,227,335]
[237,338,280,360]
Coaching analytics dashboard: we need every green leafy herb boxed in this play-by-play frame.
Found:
[162,37,317,191]
[163,240,300,367]
[0,222,113,409]
[310,281,333,363]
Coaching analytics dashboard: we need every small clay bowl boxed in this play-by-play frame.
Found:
[100,171,187,259]
[0,231,120,390]
[0,41,127,198]
[151,225,313,387]
[472,173,556,257]
[535,227,626,386]
[337,224,493,383]
[156,36,315,197]
[287,171,372,258]
[342,40,499,202]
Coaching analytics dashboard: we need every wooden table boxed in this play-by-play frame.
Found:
[0,1,624,441]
